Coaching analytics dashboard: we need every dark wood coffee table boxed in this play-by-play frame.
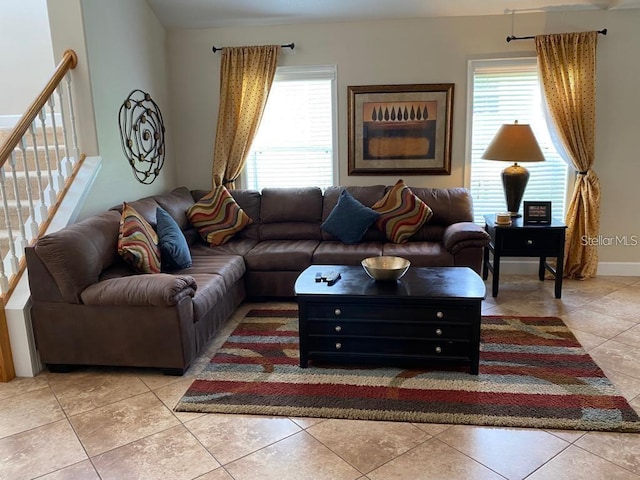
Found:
[294,265,486,374]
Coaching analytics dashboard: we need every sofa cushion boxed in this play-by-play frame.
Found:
[177,254,245,289]
[117,203,161,274]
[81,274,196,307]
[244,240,319,270]
[372,179,434,243]
[260,187,323,223]
[156,207,192,271]
[154,187,195,231]
[321,190,380,245]
[189,238,258,257]
[312,241,383,265]
[382,241,453,267]
[187,186,253,246]
[410,187,474,226]
[187,273,226,323]
[33,211,122,303]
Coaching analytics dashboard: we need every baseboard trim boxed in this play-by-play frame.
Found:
[496,260,640,277]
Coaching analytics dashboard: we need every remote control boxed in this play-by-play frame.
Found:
[325,271,341,285]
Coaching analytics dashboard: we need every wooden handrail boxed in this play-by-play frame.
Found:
[0,49,77,169]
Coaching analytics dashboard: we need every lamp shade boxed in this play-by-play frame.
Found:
[481,122,545,163]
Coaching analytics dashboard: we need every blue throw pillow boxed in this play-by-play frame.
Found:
[321,189,381,244]
[156,207,192,271]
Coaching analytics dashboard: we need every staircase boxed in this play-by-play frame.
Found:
[0,49,82,382]
[0,124,66,261]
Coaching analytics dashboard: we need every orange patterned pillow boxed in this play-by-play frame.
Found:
[117,202,161,273]
[372,179,433,243]
[187,186,252,246]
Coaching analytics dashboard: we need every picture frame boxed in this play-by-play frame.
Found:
[347,83,454,175]
[523,201,552,225]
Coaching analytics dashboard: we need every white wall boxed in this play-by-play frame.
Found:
[48,0,177,220]
[167,9,640,267]
[0,0,54,117]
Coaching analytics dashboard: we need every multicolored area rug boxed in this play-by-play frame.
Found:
[175,308,640,432]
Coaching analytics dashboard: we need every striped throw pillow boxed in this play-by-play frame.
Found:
[118,202,161,273]
[372,179,433,243]
[187,186,252,246]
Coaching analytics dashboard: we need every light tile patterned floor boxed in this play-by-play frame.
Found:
[1,275,639,480]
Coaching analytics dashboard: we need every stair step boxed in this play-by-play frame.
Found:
[1,171,52,201]
[0,201,37,230]
[0,124,65,148]
[4,144,66,172]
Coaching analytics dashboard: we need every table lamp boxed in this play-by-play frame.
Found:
[481,121,545,217]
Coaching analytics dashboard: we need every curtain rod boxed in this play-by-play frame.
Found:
[212,42,295,53]
[506,28,607,42]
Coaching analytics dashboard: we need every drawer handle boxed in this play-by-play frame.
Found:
[436,311,444,319]
[435,346,442,354]
[334,308,342,316]
[527,239,534,245]
[335,342,342,350]
[335,325,342,332]
[435,328,443,336]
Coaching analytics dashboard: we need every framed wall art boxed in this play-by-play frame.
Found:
[347,83,454,175]
[523,201,552,225]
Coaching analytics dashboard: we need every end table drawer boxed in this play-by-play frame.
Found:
[499,229,563,254]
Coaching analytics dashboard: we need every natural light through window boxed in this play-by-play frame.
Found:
[468,58,569,224]
[243,65,337,190]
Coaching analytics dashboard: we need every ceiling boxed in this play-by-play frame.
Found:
[146,0,640,29]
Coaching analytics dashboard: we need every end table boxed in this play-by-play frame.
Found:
[483,214,567,298]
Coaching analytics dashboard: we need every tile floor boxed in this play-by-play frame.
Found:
[1,274,639,480]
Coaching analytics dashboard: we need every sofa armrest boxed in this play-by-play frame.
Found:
[442,222,491,255]
[80,274,197,307]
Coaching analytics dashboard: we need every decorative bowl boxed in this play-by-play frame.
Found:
[361,256,411,281]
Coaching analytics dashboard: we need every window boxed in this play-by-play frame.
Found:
[242,65,337,190]
[467,58,570,223]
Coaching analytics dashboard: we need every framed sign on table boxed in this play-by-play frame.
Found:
[347,83,454,175]
[523,201,552,224]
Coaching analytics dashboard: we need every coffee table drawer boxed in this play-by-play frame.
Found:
[305,302,473,323]
[308,336,471,358]
[307,319,471,339]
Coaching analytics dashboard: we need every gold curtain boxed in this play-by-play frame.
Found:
[535,31,600,279]
[212,45,281,188]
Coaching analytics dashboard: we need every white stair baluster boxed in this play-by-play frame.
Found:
[57,85,73,178]
[0,167,17,288]
[48,96,65,190]
[65,74,80,166]
[8,150,29,259]
[29,122,50,221]
[38,108,58,206]
[17,138,39,241]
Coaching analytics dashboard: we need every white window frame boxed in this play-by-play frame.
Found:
[239,64,338,190]
[464,57,574,223]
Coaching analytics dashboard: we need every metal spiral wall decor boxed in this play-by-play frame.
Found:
[118,89,165,184]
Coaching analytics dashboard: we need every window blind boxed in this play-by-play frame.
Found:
[469,59,569,224]
[243,65,337,190]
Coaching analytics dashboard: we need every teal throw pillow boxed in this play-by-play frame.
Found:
[321,190,380,244]
[156,207,192,271]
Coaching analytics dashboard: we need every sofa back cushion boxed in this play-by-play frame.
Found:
[154,187,195,231]
[259,187,323,240]
[34,210,122,303]
[409,187,474,241]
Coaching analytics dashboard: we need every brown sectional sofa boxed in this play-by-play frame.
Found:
[25,185,489,375]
